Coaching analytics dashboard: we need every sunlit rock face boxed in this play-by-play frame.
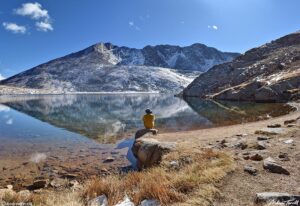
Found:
[183,31,300,102]
[0,43,239,93]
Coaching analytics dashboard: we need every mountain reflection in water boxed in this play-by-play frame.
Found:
[0,94,294,143]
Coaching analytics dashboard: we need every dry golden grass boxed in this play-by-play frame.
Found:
[1,189,82,206]
[82,146,235,206]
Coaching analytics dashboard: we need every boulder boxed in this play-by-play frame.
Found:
[88,195,108,206]
[135,129,158,139]
[28,179,48,190]
[132,138,175,169]
[255,192,300,205]
[263,157,290,175]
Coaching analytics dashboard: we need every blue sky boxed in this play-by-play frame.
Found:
[0,0,300,78]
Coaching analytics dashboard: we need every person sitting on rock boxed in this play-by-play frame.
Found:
[143,108,155,129]
[134,109,158,139]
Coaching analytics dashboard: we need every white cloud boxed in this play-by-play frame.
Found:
[128,21,140,31]
[36,20,53,32]
[2,22,26,34]
[15,2,49,20]
[208,25,218,30]
[0,73,5,80]
[14,2,53,32]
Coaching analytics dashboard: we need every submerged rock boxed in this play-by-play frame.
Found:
[132,138,175,169]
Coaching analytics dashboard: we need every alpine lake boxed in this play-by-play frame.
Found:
[0,94,295,190]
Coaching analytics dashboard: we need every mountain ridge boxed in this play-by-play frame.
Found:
[0,42,239,93]
[182,31,300,102]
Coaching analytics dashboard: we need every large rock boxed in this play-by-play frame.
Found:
[135,129,158,139]
[132,138,175,169]
[263,157,290,175]
[255,192,300,205]
[27,179,48,190]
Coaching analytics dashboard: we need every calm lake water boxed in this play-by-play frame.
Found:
[0,94,294,187]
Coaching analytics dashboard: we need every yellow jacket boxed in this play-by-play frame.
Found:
[143,114,155,129]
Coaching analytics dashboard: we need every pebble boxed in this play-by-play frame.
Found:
[250,153,263,161]
[278,153,290,161]
[283,139,294,144]
[257,136,270,141]
[267,124,281,128]
[256,141,267,150]
[244,165,257,176]
[103,156,115,163]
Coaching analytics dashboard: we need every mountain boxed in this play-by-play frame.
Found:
[0,43,239,93]
[182,31,300,102]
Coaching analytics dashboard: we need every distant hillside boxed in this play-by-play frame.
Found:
[0,42,239,93]
[182,31,300,102]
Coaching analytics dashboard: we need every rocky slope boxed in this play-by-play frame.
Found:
[182,31,300,102]
[0,43,239,93]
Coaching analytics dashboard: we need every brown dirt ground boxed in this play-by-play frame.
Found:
[153,102,300,206]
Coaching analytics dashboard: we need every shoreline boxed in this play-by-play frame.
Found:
[154,102,300,143]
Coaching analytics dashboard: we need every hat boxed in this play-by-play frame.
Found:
[145,108,152,114]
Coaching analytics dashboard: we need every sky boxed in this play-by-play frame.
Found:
[0,0,300,79]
